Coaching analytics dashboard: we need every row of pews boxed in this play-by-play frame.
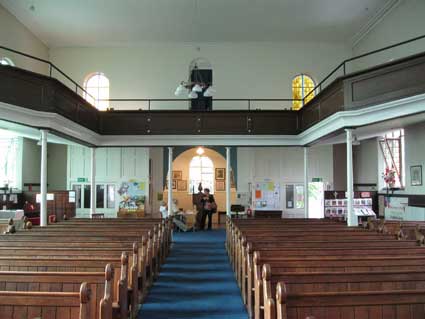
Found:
[0,217,172,319]
[226,217,425,319]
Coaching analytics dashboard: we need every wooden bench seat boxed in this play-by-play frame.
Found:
[262,265,425,319]
[275,284,425,319]
[0,283,95,319]
[227,217,425,319]
[0,264,117,319]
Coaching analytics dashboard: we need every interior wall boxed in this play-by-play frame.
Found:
[162,147,237,221]
[21,138,41,189]
[332,144,347,191]
[49,42,350,110]
[150,147,164,218]
[67,145,150,217]
[237,145,334,217]
[47,143,67,190]
[0,5,49,74]
[353,138,379,189]
[351,0,425,71]
[404,122,425,195]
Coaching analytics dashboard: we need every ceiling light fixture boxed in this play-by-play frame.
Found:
[175,64,215,99]
[196,147,205,155]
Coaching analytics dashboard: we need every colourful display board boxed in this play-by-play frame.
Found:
[253,181,280,210]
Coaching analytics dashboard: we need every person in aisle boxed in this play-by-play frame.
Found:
[193,183,205,230]
[159,201,168,219]
[200,188,217,230]
[171,198,180,215]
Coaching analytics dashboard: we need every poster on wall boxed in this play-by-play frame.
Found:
[384,196,408,220]
[253,181,280,211]
[118,180,146,215]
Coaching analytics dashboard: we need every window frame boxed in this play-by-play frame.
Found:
[83,72,110,110]
[0,57,14,66]
[292,74,316,110]
[188,155,215,194]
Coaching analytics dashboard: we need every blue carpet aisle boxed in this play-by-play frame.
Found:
[137,229,248,319]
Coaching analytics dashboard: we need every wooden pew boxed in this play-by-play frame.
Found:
[227,218,425,319]
[274,282,425,319]
[0,282,100,319]
[262,265,425,319]
[0,218,170,318]
[0,264,117,319]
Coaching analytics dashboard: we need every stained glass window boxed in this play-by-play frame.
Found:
[292,74,315,110]
[84,73,109,110]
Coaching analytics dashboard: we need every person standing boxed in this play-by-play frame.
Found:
[200,188,217,230]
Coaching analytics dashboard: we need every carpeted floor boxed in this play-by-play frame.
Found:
[137,229,248,319]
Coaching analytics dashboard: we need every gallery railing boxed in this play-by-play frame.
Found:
[1,34,425,111]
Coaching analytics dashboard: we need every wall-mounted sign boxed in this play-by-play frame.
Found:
[36,193,55,203]
[77,178,88,183]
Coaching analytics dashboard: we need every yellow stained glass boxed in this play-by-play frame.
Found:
[292,74,315,110]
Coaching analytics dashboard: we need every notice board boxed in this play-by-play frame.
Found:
[253,181,281,210]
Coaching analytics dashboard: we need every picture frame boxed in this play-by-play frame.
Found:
[215,168,225,180]
[216,180,225,191]
[172,171,182,180]
[172,180,177,190]
[177,180,187,191]
[411,165,422,186]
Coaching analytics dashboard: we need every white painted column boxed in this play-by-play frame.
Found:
[167,147,173,216]
[346,129,357,226]
[90,148,96,217]
[40,129,48,227]
[226,147,231,216]
[303,147,309,219]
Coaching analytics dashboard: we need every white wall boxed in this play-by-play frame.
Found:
[353,138,379,188]
[351,0,425,71]
[21,138,40,189]
[47,143,67,190]
[404,122,425,195]
[49,42,350,110]
[237,145,334,217]
[67,145,150,217]
[149,147,163,217]
[20,138,68,192]
[0,5,49,74]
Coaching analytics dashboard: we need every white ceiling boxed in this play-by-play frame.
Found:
[1,0,393,47]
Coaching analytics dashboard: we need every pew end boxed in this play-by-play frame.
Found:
[276,282,288,319]
[100,264,114,319]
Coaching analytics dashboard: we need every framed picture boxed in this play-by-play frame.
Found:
[172,180,177,190]
[411,165,422,186]
[216,180,225,191]
[177,180,187,191]
[215,168,225,180]
[172,171,182,180]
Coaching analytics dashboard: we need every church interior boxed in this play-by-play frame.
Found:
[0,0,425,318]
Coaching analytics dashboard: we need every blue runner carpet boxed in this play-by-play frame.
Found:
[137,229,248,319]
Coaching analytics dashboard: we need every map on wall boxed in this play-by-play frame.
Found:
[253,181,281,211]
[118,180,146,212]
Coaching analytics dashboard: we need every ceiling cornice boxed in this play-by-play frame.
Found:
[351,0,403,49]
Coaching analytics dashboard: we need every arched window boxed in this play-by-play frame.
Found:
[83,72,109,110]
[0,57,14,66]
[189,155,214,194]
[292,74,315,110]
